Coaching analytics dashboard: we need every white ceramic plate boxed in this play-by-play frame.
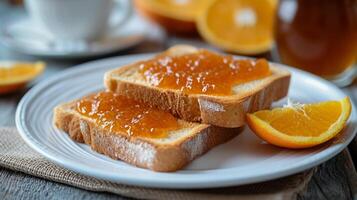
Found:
[16,54,357,189]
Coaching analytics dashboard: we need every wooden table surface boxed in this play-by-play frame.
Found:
[1,3,356,200]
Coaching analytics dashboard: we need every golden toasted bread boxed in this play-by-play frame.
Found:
[53,93,240,172]
[104,45,290,127]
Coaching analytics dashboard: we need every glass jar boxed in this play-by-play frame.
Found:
[275,0,357,86]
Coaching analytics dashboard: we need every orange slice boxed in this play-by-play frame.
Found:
[0,61,45,94]
[134,0,207,34]
[197,0,277,55]
[246,97,352,149]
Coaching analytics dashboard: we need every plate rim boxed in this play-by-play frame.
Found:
[16,53,357,189]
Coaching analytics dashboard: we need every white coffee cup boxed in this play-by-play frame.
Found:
[25,0,132,41]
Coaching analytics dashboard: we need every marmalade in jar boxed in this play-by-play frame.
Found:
[138,50,271,96]
[275,0,357,78]
[76,91,180,138]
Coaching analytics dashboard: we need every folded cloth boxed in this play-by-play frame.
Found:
[0,127,314,200]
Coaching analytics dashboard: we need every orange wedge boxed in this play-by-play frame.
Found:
[246,97,352,149]
[134,0,207,34]
[197,0,277,55]
[0,61,45,94]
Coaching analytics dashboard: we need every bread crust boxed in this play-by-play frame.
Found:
[53,102,240,172]
[104,45,291,128]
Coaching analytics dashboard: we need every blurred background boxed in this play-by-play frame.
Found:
[0,1,356,199]
[0,0,356,97]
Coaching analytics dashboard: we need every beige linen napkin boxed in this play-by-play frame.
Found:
[0,127,314,200]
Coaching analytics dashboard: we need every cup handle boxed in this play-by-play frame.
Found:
[108,0,133,32]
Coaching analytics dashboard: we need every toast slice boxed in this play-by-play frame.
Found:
[53,93,240,172]
[104,45,291,128]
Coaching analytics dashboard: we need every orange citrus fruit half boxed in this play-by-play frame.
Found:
[134,0,207,34]
[197,0,277,55]
[246,97,352,149]
[0,61,45,94]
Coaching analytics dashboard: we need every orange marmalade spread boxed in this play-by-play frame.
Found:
[139,50,271,95]
[76,91,180,138]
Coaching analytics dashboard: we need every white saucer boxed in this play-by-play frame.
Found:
[16,54,357,189]
[0,13,164,59]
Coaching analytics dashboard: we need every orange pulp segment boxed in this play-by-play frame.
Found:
[197,0,276,54]
[0,61,45,94]
[247,97,352,149]
[134,0,207,34]
[136,0,207,21]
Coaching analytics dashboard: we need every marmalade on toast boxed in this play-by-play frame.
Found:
[76,91,179,138]
[138,50,271,95]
